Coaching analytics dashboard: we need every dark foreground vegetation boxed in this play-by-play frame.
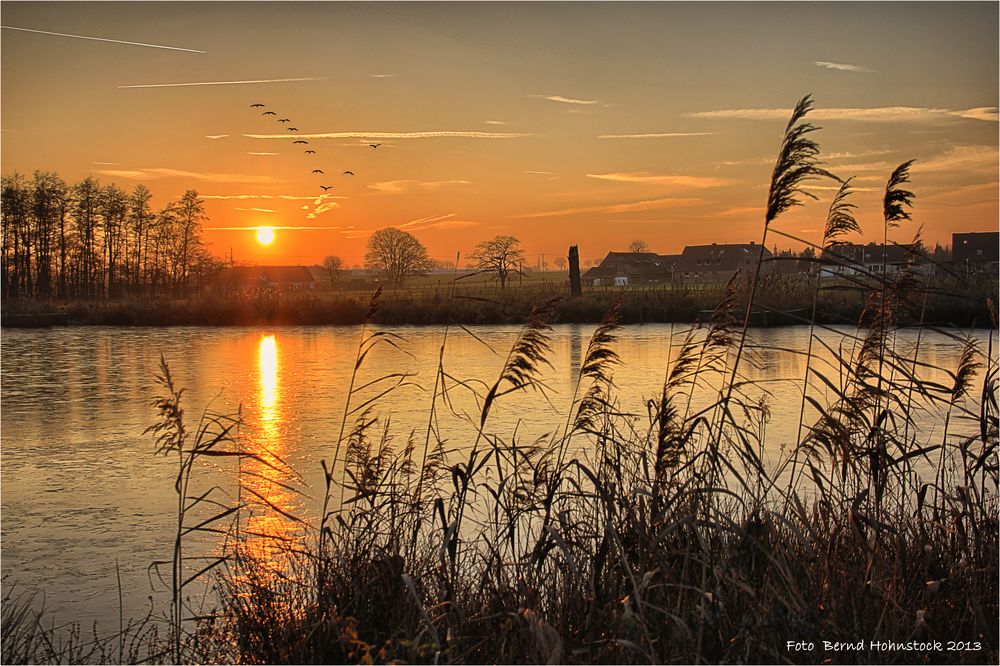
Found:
[2,269,996,329]
[3,97,997,664]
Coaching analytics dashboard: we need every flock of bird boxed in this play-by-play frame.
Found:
[249,102,379,192]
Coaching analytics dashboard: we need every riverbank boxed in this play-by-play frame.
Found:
[2,276,996,328]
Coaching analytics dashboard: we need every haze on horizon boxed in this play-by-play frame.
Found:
[2,1,997,267]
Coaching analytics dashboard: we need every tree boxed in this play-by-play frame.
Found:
[628,239,650,253]
[471,234,525,289]
[364,227,430,286]
[322,255,344,287]
[554,256,567,271]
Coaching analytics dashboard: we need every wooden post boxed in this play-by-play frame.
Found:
[568,245,582,297]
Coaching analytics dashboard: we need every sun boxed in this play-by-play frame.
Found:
[256,227,275,245]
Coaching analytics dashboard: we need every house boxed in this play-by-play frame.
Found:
[582,252,680,286]
[673,242,772,284]
[952,232,999,276]
[819,242,922,279]
[221,265,317,291]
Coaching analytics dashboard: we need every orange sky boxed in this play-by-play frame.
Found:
[2,2,997,267]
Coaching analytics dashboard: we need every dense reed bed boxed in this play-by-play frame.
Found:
[2,271,994,328]
[3,96,997,664]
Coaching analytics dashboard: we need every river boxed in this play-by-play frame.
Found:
[1,323,991,631]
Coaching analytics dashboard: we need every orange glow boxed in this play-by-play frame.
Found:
[256,227,275,245]
[240,334,299,571]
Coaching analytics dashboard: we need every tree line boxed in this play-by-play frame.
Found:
[1,171,220,301]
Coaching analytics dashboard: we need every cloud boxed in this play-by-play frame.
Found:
[95,168,278,184]
[92,161,120,166]
[525,170,556,175]
[206,134,229,140]
[118,77,324,89]
[206,225,340,231]
[687,106,997,122]
[200,194,328,201]
[368,179,470,194]
[370,73,395,78]
[245,131,531,140]
[952,107,999,122]
[913,144,1000,174]
[247,152,278,156]
[398,213,477,231]
[515,196,705,219]
[530,94,600,105]
[802,184,878,193]
[485,120,507,126]
[307,193,341,219]
[814,61,877,73]
[587,172,731,188]
[234,207,277,213]
[718,206,764,218]
[597,132,713,139]
[1,25,204,53]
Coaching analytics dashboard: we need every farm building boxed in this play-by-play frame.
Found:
[582,252,680,286]
[952,232,999,276]
[673,242,772,284]
[221,266,317,291]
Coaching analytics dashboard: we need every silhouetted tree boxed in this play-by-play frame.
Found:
[554,256,567,271]
[628,239,650,253]
[364,227,430,286]
[322,255,344,287]
[471,234,525,288]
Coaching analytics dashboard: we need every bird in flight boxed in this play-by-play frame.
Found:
[278,118,290,123]
[305,150,316,154]
[293,140,308,144]
[287,127,299,132]
[312,169,324,174]
[263,111,276,116]
[369,144,381,149]
[320,185,333,191]
[343,171,355,176]
[250,103,265,107]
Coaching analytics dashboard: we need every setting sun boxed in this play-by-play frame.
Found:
[256,227,275,245]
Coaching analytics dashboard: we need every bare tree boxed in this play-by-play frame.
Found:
[471,234,525,289]
[628,239,650,253]
[554,256,567,271]
[364,227,430,286]
[322,255,344,287]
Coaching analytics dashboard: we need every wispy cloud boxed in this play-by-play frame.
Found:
[245,131,531,140]
[96,168,278,184]
[587,172,731,188]
[953,107,999,122]
[246,152,278,156]
[398,213,478,231]
[307,193,342,219]
[92,161,120,166]
[370,73,395,78]
[206,225,340,231]
[597,132,713,139]
[234,207,277,213]
[525,170,556,175]
[515,196,705,219]
[718,206,764,218]
[914,144,1000,174]
[485,120,507,126]
[118,77,324,89]
[205,134,229,140]
[201,194,332,201]
[688,106,997,122]
[530,94,600,106]
[814,60,877,73]
[368,179,470,194]
[1,25,204,53]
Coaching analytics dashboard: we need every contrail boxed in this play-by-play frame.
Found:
[119,77,325,89]
[1,25,205,53]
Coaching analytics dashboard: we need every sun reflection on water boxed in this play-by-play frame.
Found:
[239,334,301,570]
